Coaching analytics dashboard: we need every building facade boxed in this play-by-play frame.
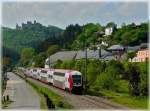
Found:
[129,49,149,62]
[105,27,114,36]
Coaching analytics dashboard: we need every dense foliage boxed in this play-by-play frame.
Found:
[111,23,148,46]
[20,47,36,67]
[33,52,47,68]
[46,45,60,56]
[3,21,63,54]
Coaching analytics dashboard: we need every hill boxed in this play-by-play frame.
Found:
[3,21,63,55]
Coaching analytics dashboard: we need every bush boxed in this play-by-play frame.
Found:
[53,60,63,68]
[74,60,85,74]
[87,60,105,87]
[138,62,148,96]
[124,62,148,97]
[33,52,47,67]
[46,45,60,56]
[94,71,118,91]
[127,63,140,96]
[106,60,124,79]
[60,60,75,69]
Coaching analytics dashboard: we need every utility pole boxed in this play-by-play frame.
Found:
[49,57,51,69]
[83,29,88,94]
[84,42,87,94]
[98,45,101,58]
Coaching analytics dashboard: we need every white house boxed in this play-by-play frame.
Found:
[45,58,50,68]
[105,27,114,36]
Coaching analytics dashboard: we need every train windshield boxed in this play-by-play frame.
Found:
[72,75,81,84]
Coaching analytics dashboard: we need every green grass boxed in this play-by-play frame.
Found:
[27,80,73,109]
[88,80,148,109]
[37,89,48,109]
[98,89,148,109]
[112,95,148,109]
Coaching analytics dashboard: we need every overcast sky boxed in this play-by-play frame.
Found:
[2,1,148,29]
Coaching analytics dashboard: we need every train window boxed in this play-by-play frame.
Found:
[48,75,52,78]
[54,72,65,77]
[41,70,47,73]
[33,69,37,72]
[72,75,81,84]
[41,77,47,81]
[72,75,81,79]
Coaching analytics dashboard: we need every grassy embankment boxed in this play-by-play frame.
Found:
[13,70,73,109]
[87,80,148,109]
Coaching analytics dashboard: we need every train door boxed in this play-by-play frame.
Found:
[47,71,53,84]
[65,73,69,89]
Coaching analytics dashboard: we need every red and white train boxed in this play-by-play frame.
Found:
[22,68,83,93]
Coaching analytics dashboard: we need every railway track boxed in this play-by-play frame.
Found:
[28,78,129,109]
[15,70,130,109]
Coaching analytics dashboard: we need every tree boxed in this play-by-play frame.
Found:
[3,57,11,67]
[128,63,140,96]
[53,60,63,68]
[106,22,117,28]
[73,23,103,49]
[20,47,36,66]
[106,60,124,78]
[121,22,126,28]
[138,62,148,96]
[3,57,12,72]
[33,52,47,67]
[61,24,82,49]
[127,51,136,59]
[120,32,132,46]
[94,70,118,91]
[46,45,60,56]
[87,60,105,87]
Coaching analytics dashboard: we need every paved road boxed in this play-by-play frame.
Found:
[4,72,40,109]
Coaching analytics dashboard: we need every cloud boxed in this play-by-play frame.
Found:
[2,2,148,28]
[117,2,148,17]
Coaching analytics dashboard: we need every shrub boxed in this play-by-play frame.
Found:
[106,60,124,79]
[94,70,119,91]
[138,62,148,96]
[53,60,63,68]
[127,63,140,96]
[87,61,99,86]
[74,60,85,74]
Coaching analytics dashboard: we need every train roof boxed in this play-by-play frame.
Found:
[42,68,80,73]
[25,67,81,74]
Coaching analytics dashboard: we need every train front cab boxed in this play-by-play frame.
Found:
[71,71,83,94]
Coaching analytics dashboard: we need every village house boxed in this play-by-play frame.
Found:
[45,49,113,68]
[129,49,149,62]
[104,27,114,36]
